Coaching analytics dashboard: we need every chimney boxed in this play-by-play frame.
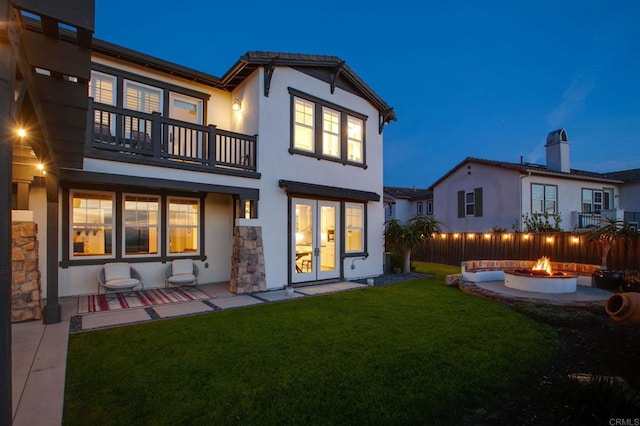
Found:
[545,129,570,173]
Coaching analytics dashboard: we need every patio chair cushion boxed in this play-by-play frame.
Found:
[103,278,141,289]
[172,259,193,275]
[104,262,132,282]
[167,273,197,285]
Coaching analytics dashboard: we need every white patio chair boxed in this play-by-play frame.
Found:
[164,258,198,289]
[97,262,144,296]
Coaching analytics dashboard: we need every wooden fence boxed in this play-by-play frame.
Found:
[409,232,640,271]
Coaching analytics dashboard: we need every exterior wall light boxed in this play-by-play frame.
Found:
[17,127,27,138]
[231,98,241,111]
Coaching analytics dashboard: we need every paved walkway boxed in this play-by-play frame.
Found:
[11,277,613,425]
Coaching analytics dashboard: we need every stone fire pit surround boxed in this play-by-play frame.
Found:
[461,259,600,288]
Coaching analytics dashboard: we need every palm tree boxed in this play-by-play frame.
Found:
[587,217,637,269]
[384,215,442,274]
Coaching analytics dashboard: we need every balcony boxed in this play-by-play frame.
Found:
[89,102,257,175]
[572,209,638,230]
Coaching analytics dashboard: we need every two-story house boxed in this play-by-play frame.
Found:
[430,129,631,233]
[383,187,432,223]
[8,5,395,323]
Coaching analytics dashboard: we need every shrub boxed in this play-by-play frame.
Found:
[522,212,562,232]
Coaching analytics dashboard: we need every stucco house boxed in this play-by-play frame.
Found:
[383,187,433,223]
[7,2,395,323]
[430,129,635,233]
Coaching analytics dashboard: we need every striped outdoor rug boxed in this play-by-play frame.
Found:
[79,287,213,313]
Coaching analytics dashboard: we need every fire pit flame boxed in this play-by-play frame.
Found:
[532,256,552,275]
[505,256,578,293]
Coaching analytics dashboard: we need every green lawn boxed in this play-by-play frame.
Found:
[64,263,557,425]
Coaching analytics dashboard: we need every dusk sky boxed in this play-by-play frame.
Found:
[95,0,640,188]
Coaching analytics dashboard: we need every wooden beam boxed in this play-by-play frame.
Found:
[22,30,91,79]
[12,0,95,32]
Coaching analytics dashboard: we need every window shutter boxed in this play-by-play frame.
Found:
[474,187,483,217]
[457,190,465,218]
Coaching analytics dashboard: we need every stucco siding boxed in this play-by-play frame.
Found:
[434,163,521,232]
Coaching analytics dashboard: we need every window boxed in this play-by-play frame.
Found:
[89,71,116,131]
[67,189,205,263]
[582,188,611,213]
[417,202,423,215]
[294,98,314,152]
[124,195,159,256]
[465,192,475,216]
[168,198,199,254]
[89,71,116,106]
[531,184,557,214]
[426,200,433,215]
[345,203,364,253]
[124,81,163,114]
[322,107,341,157]
[290,88,367,166]
[71,191,114,258]
[457,188,483,218]
[347,116,363,163]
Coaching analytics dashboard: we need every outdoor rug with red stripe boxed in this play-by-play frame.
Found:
[79,288,214,313]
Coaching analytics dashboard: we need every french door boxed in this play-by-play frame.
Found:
[168,92,203,159]
[291,199,340,283]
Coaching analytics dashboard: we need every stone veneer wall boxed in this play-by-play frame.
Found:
[230,226,266,294]
[12,222,42,322]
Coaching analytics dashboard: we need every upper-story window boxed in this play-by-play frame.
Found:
[582,188,612,214]
[532,184,557,214]
[124,81,163,115]
[294,98,314,152]
[89,71,116,106]
[465,192,475,216]
[426,200,433,215]
[89,67,206,127]
[417,202,423,215]
[457,188,483,218]
[289,88,367,167]
[322,107,340,158]
[347,116,363,163]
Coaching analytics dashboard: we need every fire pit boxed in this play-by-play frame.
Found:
[504,256,577,294]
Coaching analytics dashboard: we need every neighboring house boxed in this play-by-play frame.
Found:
[7,4,396,323]
[383,187,432,223]
[430,129,634,233]
[605,168,640,227]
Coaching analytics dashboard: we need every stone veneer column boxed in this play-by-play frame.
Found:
[11,222,42,322]
[230,226,266,294]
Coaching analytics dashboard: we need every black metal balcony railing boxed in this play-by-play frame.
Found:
[577,212,601,229]
[90,103,257,173]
